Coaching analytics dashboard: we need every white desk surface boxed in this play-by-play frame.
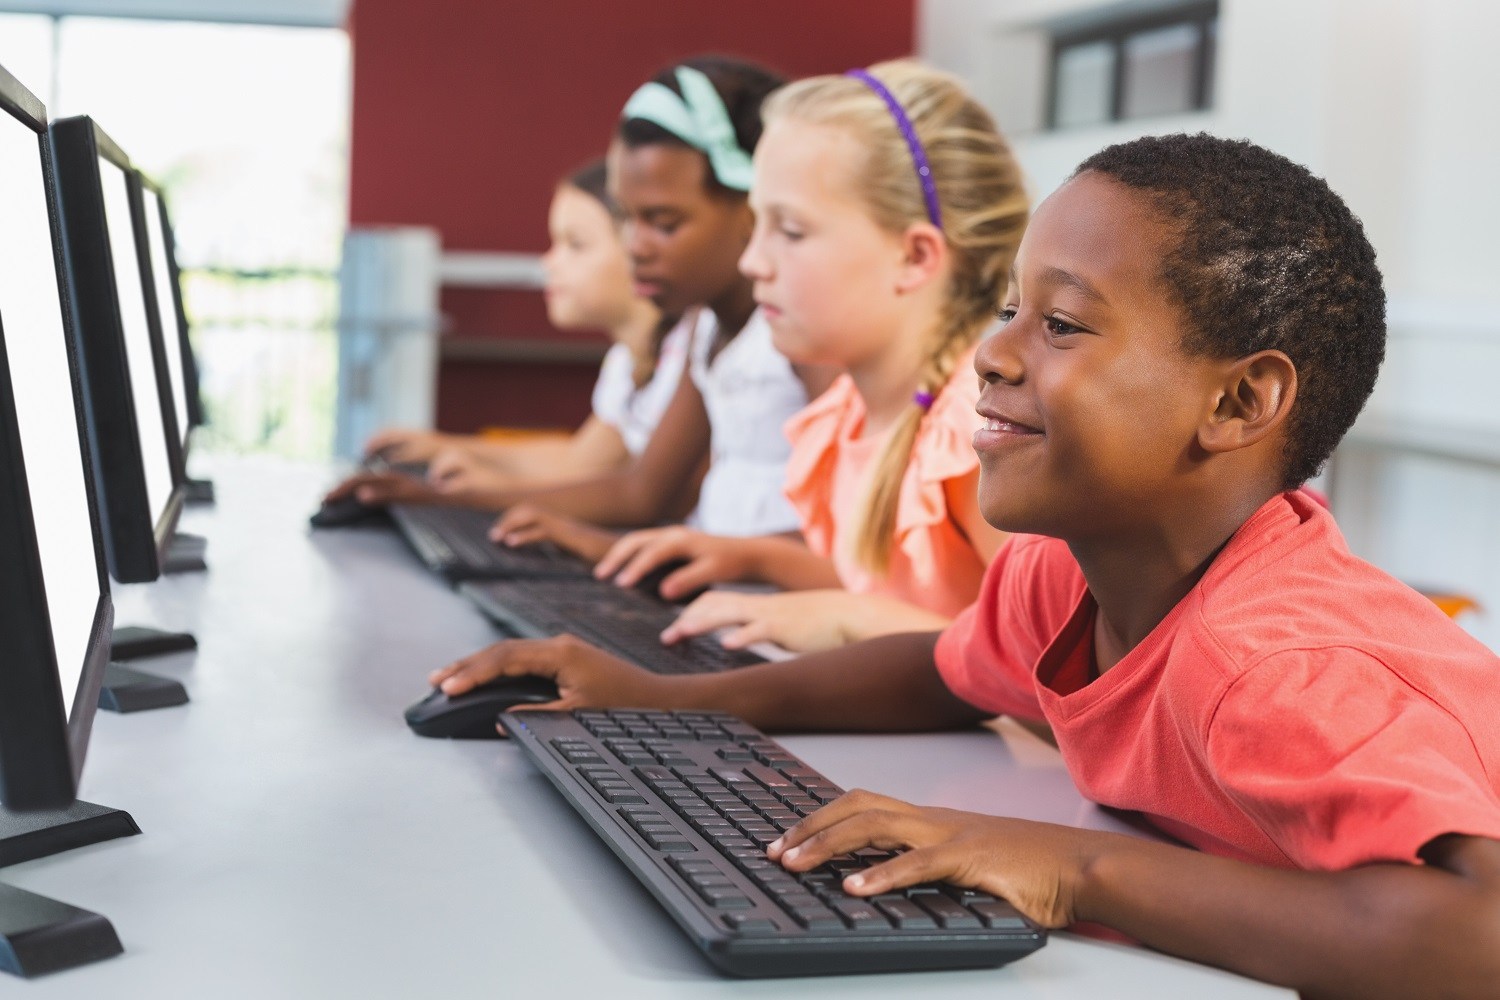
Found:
[9,457,1292,998]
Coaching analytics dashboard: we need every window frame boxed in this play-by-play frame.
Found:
[1045,1,1218,130]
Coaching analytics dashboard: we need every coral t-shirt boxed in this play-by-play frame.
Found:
[782,355,985,618]
[935,490,1500,870]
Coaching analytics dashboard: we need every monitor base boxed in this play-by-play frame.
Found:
[162,532,207,574]
[98,664,189,714]
[110,624,197,660]
[183,476,215,505]
[0,883,123,977]
[0,800,140,868]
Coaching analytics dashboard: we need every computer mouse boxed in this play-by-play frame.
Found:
[403,676,560,739]
[308,496,388,529]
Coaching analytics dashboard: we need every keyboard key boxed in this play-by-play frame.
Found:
[970,902,1031,930]
[829,897,891,929]
[876,899,938,929]
[702,890,754,910]
[722,914,778,934]
[914,895,982,929]
[791,908,845,932]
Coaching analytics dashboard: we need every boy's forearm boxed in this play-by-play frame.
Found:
[1076,832,1500,1000]
[665,631,985,733]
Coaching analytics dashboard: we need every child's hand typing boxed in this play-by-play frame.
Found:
[665,589,950,653]
[594,526,754,600]
[488,504,620,563]
[363,427,454,462]
[427,447,504,495]
[768,791,1090,930]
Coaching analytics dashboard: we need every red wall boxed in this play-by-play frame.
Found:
[346,0,915,431]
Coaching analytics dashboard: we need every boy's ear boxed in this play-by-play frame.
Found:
[895,222,948,294]
[1199,350,1298,455]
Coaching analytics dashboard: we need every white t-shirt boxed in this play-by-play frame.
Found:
[589,315,692,456]
[689,308,806,536]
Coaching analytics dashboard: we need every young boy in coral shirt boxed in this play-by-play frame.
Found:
[433,134,1500,998]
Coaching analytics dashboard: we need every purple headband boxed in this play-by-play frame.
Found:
[844,68,943,230]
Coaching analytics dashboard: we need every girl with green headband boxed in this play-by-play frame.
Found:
[482,57,836,551]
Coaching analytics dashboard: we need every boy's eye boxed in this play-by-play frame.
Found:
[995,307,1017,324]
[1045,314,1082,336]
[778,226,804,241]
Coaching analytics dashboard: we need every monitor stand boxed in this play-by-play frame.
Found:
[162,532,208,574]
[98,664,188,714]
[183,476,215,505]
[0,883,122,977]
[109,624,197,660]
[0,804,132,975]
[0,800,139,868]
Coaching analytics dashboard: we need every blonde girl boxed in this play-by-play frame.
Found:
[596,60,1030,653]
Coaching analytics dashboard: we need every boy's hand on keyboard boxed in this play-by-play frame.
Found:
[595,526,750,599]
[428,635,673,710]
[768,789,1090,930]
[489,504,621,563]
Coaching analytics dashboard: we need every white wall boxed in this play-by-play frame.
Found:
[921,0,1500,647]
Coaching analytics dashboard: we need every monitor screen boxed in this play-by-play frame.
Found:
[0,111,100,722]
[98,156,175,520]
[138,184,189,449]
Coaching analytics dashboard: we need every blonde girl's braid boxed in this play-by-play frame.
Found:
[762,60,1030,574]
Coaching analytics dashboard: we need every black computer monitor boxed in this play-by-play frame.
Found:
[0,60,125,978]
[49,115,186,585]
[131,171,193,468]
[0,74,112,815]
[135,171,214,506]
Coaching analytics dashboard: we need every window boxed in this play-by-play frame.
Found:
[0,15,348,459]
[1047,2,1217,130]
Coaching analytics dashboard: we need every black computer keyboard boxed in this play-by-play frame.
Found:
[460,578,766,673]
[387,504,593,581]
[501,708,1046,977]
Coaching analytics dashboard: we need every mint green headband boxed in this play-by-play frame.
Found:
[621,66,754,192]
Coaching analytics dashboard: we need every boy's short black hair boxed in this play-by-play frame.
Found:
[1076,133,1386,488]
[618,55,785,199]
